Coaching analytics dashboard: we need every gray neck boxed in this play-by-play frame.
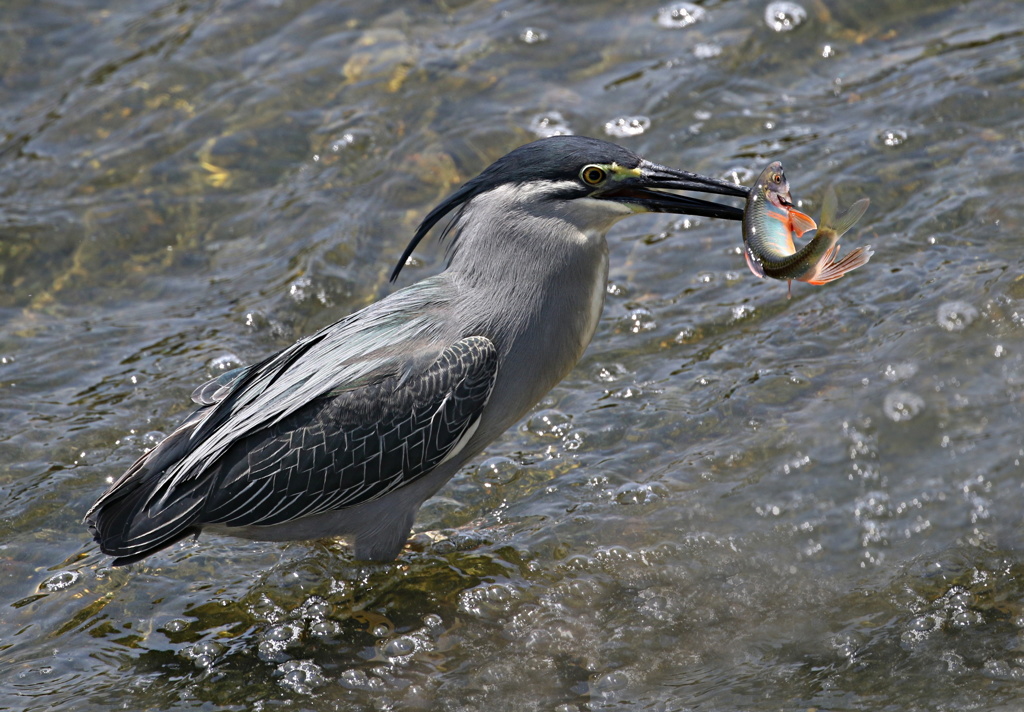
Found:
[442,186,616,438]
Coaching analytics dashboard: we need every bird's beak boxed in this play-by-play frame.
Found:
[599,161,748,221]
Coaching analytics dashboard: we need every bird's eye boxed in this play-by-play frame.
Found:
[580,165,608,185]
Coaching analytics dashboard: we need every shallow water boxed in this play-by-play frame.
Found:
[2,0,1023,709]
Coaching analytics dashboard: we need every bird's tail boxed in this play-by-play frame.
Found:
[85,424,210,565]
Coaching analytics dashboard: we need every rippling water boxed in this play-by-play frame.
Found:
[2,0,1023,709]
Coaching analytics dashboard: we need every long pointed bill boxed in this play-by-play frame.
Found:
[598,160,748,221]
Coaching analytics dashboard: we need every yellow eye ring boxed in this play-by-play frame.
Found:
[580,165,608,186]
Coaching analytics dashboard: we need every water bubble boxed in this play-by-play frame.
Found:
[937,301,979,332]
[277,660,328,694]
[878,128,908,147]
[722,166,754,185]
[298,595,332,621]
[656,3,707,29]
[476,456,520,485]
[330,133,355,152]
[529,111,573,138]
[309,620,340,637]
[883,362,918,381]
[618,306,657,334]
[382,635,417,657]
[519,27,548,44]
[883,390,925,422]
[614,481,668,505]
[604,116,651,138]
[765,1,807,32]
[142,431,165,448]
[41,570,79,592]
[592,670,629,692]
[163,618,189,634]
[183,640,225,669]
[526,409,573,438]
[594,363,631,383]
[208,353,243,373]
[693,43,722,59]
[459,582,522,619]
[730,304,756,322]
[258,623,302,662]
[289,275,314,302]
[340,668,386,691]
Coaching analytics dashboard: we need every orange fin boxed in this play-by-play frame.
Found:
[805,245,875,284]
[788,208,817,238]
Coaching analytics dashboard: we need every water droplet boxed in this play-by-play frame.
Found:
[883,390,925,422]
[656,3,707,29]
[42,570,79,592]
[765,1,807,32]
[937,301,979,332]
[519,27,548,44]
[878,128,908,147]
[604,116,651,138]
[529,111,573,138]
[821,44,835,58]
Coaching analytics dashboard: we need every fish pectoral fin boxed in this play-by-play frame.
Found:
[788,209,817,238]
[806,245,875,284]
[744,246,766,278]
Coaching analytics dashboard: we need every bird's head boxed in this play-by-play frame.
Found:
[391,135,749,281]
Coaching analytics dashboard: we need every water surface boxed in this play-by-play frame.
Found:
[2,0,1023,709]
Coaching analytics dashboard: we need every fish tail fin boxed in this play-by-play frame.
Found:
[820,186,870,239]
[806,245,875,284]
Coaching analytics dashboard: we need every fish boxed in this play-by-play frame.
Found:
[742,161,873,298]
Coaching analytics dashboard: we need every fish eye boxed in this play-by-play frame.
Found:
[771,172,783,184]
[580,165,608,185]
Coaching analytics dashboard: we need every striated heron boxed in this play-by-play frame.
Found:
[86,135,748,565]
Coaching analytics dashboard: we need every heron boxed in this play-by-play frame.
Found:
[86,135,747,565]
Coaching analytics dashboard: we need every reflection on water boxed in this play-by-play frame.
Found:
[2,0,1023,709]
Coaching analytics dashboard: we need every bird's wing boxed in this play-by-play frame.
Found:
[87,277,477,558]
[201,334,497,527]
[88,335,496,563]
[191,366,250,406]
